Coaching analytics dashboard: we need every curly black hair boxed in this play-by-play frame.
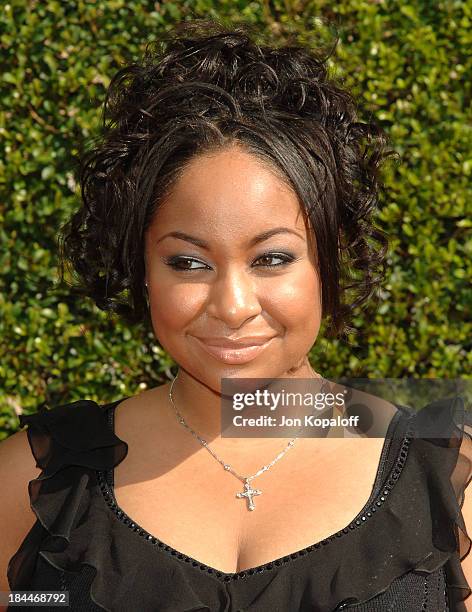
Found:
[57,18,394,341]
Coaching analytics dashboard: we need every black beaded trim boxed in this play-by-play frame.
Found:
[59,570,66,593]
[96,416,415,583]
[441,566,450,612]
[442,567,449,612]
[421,573,429,610]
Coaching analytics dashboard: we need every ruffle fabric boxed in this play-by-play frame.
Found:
[406,394,472,610]
[7,395,472,611]
[6,400,128,599]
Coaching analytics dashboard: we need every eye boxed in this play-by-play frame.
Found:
[163,256,209,272]
[254,252,296,268]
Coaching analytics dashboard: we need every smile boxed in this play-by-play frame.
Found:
[192,336,275,364]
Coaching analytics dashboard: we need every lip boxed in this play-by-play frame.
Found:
[195,336,275,347]
[192,336,276,364]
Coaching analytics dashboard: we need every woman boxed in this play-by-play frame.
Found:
[1,19,471,612]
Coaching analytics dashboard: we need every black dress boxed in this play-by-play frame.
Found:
[7,394,472,611]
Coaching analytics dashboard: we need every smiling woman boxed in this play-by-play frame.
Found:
[1,16,471,612]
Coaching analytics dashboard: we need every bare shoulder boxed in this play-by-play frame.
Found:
[113,383,172,436]
[0,429,41,594]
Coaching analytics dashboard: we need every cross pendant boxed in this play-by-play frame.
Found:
[236,478,262,511]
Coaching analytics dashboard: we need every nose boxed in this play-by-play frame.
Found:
[206,265,262,328]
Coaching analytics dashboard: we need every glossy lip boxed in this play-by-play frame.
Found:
[194,336,275,348]
[191,336,276,364]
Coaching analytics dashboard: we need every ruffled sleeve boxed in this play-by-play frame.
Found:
[7,400,128,593]
[17,400,128,477]
[410,394,472,610]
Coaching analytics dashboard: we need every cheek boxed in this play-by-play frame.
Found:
[263,267,321,331]
[261,267,322,368]
[148,283,207,335]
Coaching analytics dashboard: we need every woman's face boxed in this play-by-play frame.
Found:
[144,144,322,389]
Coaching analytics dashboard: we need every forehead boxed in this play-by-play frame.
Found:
[151,146,308,240]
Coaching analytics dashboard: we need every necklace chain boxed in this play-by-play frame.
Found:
[168,369,298,484]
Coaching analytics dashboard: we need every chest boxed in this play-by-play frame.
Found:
[112,436,387,574]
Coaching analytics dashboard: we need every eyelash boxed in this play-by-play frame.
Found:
[163,252,297,272]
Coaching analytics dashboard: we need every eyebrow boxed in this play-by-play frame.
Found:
[155,227,305,250]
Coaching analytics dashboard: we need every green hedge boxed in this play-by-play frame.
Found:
[1,0,470,439]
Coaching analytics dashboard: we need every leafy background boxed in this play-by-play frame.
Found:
[1,0,471,439]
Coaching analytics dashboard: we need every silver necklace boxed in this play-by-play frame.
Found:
[168,369,299,511]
